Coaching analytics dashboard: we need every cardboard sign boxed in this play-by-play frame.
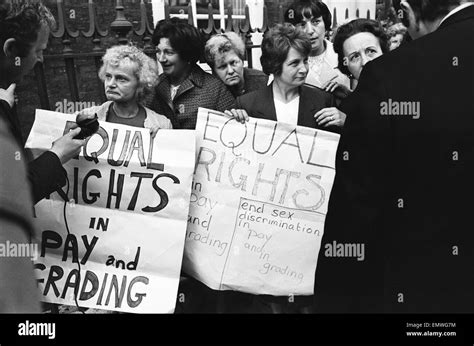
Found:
[183,108,340,296]
[26,110,195,313]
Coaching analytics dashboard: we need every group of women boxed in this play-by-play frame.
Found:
[77,0,391,313]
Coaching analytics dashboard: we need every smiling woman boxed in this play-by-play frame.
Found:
[150,18,236,130]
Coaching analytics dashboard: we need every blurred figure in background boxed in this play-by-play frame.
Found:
[386,22,409,50]
[205,31,268,97]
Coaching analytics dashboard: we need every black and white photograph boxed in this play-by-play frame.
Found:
[0,0,473,344]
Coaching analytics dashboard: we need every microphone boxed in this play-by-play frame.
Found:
[56,183,69,202]
[74,113,99,140]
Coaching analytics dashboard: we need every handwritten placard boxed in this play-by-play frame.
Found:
[183,108,340,296]
[26,110,195,313]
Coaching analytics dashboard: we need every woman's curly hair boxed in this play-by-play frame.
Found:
[333,19,389,76]
[98,45,159,105]
[204,32,246,69]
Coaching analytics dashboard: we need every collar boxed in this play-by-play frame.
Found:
[157,64,205,89]
[438,2,474,28]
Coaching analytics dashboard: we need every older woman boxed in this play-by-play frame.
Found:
[228,23,337,133]
[313,19,390,128]
[204,31,268,97]
[333,18,389,83]
[77,45,171,134]
[284,0,350,94]
[151,18,236,129]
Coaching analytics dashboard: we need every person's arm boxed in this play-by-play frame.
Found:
[223,95,250,124]
[28,151,67,204]
[313,93,346,129]
[29,127,84,204]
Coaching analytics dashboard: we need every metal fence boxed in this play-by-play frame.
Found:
[35,0,391,111]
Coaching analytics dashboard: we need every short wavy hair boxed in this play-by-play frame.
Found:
[387,23,408,37]
[0,1,56,57]
[260,23,311,76]
[333,19,389,76]
[284,0,332,31]
[152,18,202,64]
[98,45,159,105]
[204,32,246,69]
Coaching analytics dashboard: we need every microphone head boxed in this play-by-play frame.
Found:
[74,113,99,139]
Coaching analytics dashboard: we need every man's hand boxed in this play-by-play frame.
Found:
[0,83,16,108]
[49,127,86,164]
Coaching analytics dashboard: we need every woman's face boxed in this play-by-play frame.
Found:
[103,60,140,103]
[156,37,188,80]
[389,34,403,51]
[213,50,244,87]
[275,47,308,89]
[295,15,326,53]
[342,32,383,80]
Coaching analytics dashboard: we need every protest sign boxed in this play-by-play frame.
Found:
[183,108,340,296]
[26,110,195,313]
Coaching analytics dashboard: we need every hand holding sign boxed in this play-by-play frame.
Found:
[184,108,340,296]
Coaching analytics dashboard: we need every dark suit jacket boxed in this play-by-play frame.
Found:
[236,83,336,131]
[0,100,66,204]
[315,5,474,313]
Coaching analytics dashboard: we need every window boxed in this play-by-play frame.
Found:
[168,0,247,30]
